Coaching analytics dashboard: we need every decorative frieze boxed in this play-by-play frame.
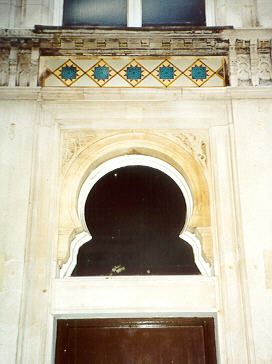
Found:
[40,56,227,88]
[0,28,272,88]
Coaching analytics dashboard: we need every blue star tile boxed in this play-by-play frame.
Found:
[191,66,207,80]
[61,65,78,81]
[126,66,142,80]
[94,66,110,80]
[159,66,174,80]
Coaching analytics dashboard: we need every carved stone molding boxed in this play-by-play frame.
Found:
[61,130,208,173]
[58,130,212,266]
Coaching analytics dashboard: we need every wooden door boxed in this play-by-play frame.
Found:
[55,318,217,363]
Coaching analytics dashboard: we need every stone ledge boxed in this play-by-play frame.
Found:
[1,86,272,101]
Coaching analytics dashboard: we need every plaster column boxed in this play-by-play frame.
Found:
[209,125,251,363]
[16,106,59,364]
[0,100,36,364]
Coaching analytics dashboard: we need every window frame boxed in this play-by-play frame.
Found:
[56,0,216,27]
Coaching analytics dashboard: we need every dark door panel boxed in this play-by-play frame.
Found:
[56,318,217,363]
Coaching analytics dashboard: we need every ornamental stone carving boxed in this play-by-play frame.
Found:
[237,55,252,86]
[0,48,9,86]
[62,131,208,172]
[258,54,272,85]
[17,51,31,87]
[62,132,97,171]
[176,133,207,168]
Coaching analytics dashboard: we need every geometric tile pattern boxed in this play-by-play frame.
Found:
[183,59,215,87]
[119,59,149,87]
[53,59,84,86]
[43,56,227,88]
[86,59,117,87]
[151,59,182,87]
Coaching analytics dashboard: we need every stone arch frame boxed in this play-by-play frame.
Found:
[58,132,212,277]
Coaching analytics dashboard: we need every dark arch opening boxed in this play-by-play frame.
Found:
[72,166,200,276]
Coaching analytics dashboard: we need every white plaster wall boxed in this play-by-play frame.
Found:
[0,0,54,28]
[215,0,244,27]
[0,101,36,363]
[20,0,54,28]
[256,0,272,27]
[0,0,19,28]
[232,99,272,363]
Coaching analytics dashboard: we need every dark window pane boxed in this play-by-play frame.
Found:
[72,166,200,276]
[142,0,206,26]
[63,0,127,26]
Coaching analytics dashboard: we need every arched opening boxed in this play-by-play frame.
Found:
[72,165,200,276]
[60,154,211,277]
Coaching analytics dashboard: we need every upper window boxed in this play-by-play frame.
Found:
[63,0,127,26]
[63,0,206,27]
[142,0,205,26]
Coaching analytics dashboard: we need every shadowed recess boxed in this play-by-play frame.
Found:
[72,166,200,275]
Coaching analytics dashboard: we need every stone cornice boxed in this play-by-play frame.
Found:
[1,26,232,56]
[1,86,272,101]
